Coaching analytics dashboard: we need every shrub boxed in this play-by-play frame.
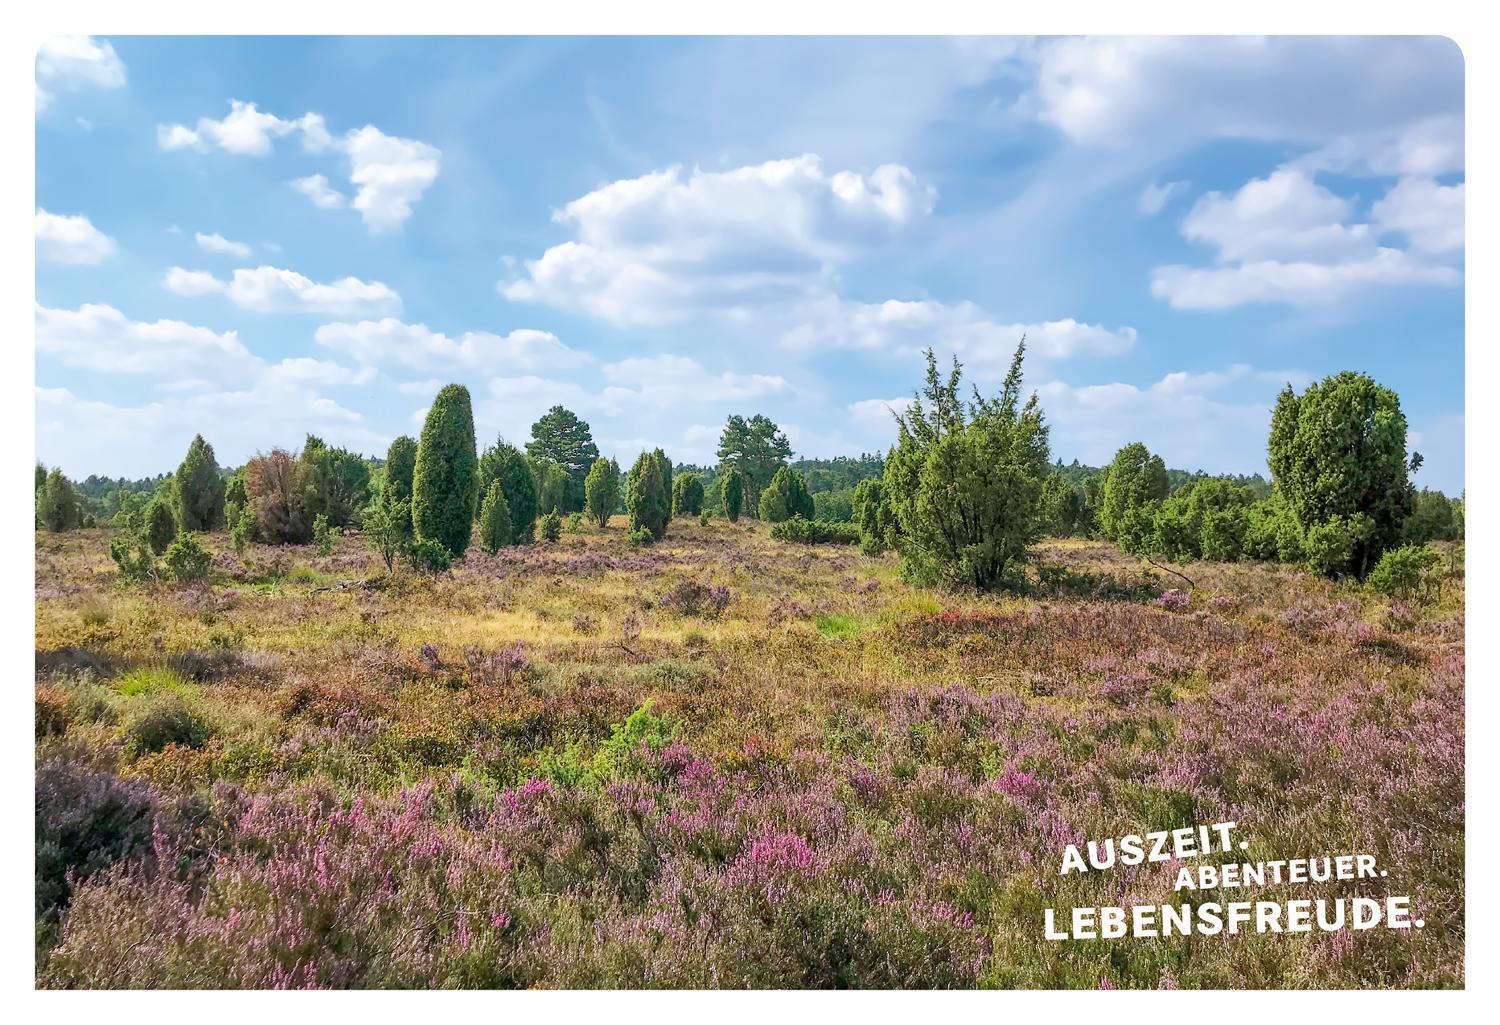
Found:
[1403,487,1462,545]
[771,516,860,545]
[885,343,1050,590]
[312,513,334,556]
[122,693,212,757]
[758,466,813,523]
[145,497,177,555]
[626,450,670,541]
[1040,474,1086,537]
[244,449,313,544]
[407,537,453,574]
[361,495,411,571]
[851,477,895,554]
[529,457,570,517]
[672,472,706,517]
[659,579,733,617]
[1269,371,1416,577]
[698,509,710,526]
[300,436,371,529]
[1097,443,1169,547]
[626,524,655,547]
[537,508,563,543]
[584,457,619,528]
[480,441,538,545]
[109,533,157,584]
[1367,544,1441,601]
[476,481,513,554]
[1150,479,1254,563]
[812,488,854,523]
[720,467,745,523]
[412,384,479,558]
[162,533,212,583]
[37,469,81,533]
[174,434,226,531]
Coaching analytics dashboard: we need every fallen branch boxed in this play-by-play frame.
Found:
[1144,557,1198,590]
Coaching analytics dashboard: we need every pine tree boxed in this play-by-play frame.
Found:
[412,384,479,558]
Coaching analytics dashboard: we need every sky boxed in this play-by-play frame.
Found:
[35,36,1465,494]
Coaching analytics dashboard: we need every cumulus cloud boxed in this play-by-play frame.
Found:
[35,208,116,264]
[600,354,791,407]
[37,303,252,376]
[194,231,252,258]
[503,155,935,324]
[36,36,126,112]
[314,318,587,374]
[159,101,440,231]
[1152,168,1462,309]
[1372,176,1465,253]
[162,265,402,316]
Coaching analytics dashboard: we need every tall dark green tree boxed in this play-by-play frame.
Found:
[1268,372,1417,578]
[717,414,792,518]
[584,456,619,527]
[884,343,1050,590]
[719,467,745,523]
[174,434,226,531]
[479,440,538,544]
[383,435,418,505]
[758,466,813,522]
[412,384,479,558]
[526,405,600,512]
[476,481,513,554]
[627,450,670,540]
[672,472,706,517]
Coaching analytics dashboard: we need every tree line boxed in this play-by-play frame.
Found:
[37,340,1461,592]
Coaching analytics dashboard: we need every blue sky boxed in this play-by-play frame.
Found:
[36,36,1465,494]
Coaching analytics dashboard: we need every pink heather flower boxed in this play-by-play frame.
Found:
[739,830,816,876]
[490,912,512,930]
[989,768,1044,801]
[1099,976,1118,990]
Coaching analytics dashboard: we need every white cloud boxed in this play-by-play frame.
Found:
[848,396,916,431]
[503,155,934,325]
[600,354,791,406]
[36,302,253,376]
[36,36,126,112]
[35,208,115,264]
[291,174,347,209]
[160,101,440,231]
[162,265,402,316]
[194,231,252,258]
[1372,177,1465,254]
[1151,250,1461,310]
[1139,180,1188,216]
[1290,114,1465,179]
[314,318,587,374]
[1152,168,1462,309]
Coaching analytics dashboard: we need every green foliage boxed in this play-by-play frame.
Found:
[299,436,371,529]
[771,516,861,545]
[162,533,213,582]
[884,343,1050,591]
[717,414,791,517]
[566,512,584,533]
[526,406,600,512]
[145,498,177,555]
[1243,494,1302,562]
[244,449,314,544]
[626,450,671,541]
[1366,544,1441,602]
[528,457,570,518]
[480,441,539,545]
[1098,443,1169,549]
[758,466,813,523]
[476,482,513,554]
[361,495,410,572]
[312,514,334,557]
[1040,474,1086,538]
[626,524,655,547]
[109,533,158,584]
[698,509,710,526]
[812,488,854,522]
[719,467,745,523]
[1268,372,1415,578]
[122,693,212,757]
[407,537,453,574]
[412,385,479,558]
[584,457,619,528]
[173,434,226,531]
[1150,479,1255,563]
[1403,488,1462,545]
[671,472,706,517]
[536,508,563,543]
[852,477,896,555]
[37,469,81,533]
[383,436,418,504]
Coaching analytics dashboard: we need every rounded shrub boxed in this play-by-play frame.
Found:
[122,693,212,757]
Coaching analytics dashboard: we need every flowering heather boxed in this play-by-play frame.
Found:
[32,525,1464,989]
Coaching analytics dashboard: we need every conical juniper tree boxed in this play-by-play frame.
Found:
[412,384,479,558]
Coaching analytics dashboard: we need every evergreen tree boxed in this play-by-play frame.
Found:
[1097,443,1170,552]
[299,435,371,529]
[412,384,479,558]
[174,434,226,531]
[672,472,706,517]
[37,469,81,533]
[758,466,813,522]
[627,451,670,540]
[476,480,513,554]
[717,414,792,518]
[584,457,619,528]
[719,467,745,523]
[525,405,600,512]
[145,497,177,554]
